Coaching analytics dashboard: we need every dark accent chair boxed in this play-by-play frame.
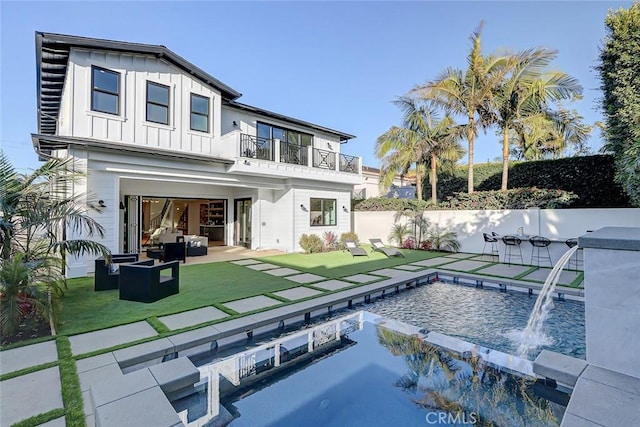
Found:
[162,242,186,263]
[369,238,404,258]
[94,254,139,291]
[501,235,523,265]
[344,240,368,257]
[119,260,180,303]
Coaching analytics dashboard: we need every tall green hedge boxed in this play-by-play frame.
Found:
[435,155,631,208]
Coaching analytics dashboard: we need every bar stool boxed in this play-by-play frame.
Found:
[565,238,583,270]
[482,233,499,260]
[502,235,523,265]
[529,236,552,267]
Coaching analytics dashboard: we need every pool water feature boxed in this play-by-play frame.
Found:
[366,280,585,360]
[509,245,580,358]
[172,312,567,426]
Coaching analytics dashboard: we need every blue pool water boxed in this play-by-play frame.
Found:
[366,281,586,360]
[173,313,567,426]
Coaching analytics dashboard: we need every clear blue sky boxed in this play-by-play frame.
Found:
[0,1,633,173]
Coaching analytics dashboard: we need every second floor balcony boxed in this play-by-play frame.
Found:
[238,134,360,174]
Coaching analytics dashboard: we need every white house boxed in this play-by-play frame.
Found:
[353,166,415,199]
[31,32,361,277]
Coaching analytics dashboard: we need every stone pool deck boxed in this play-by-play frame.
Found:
[0,253,589,426]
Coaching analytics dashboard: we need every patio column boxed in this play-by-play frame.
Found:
[579,227,640,379]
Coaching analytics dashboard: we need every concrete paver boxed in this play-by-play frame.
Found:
[39,417,67,427]
[158,306,227,330]
[475,263,532,277]
[246,263,280,271]
[94,386,182,427]
[76,353,118,374]
[439,259,492,272]
[342,274,384,283]
[230,259,262,266]
[393,264,423,271]
[410,257,453,267]
[223,295,282,313]
[444,253,477,259]
[69,321,158,355]
[273,287,324,301]
[285,273,326,284]
[312,280,355,291]
[263,267,300,277]
[79,363,123,392]
[368,268,412,278]
[0,366,63,426]
[521,268,581,285]
[0,340,58,374]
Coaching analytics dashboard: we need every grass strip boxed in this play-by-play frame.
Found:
[1,335,57,351]
[514,266,539,280]
[146,317,170,334]
[10,409,65,427]
[0,361,59,382]
[56,336,86,427]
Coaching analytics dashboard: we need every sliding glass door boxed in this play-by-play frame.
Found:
[234,198,252,248]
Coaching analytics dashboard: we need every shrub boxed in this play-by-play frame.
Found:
[440,188,578,210]
[400,238,415,250]
[322,231,338,251]
[353,197,434,212]
[299,234,323,254]
[420,240,433,251]
[388,224,410,246]
[339,232,360,249]
[429,227,461,252]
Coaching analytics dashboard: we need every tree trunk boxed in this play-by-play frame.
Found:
[467,116,475,194]
[501,128,509,191]
[431,153,437,204]
[415,166,423,200]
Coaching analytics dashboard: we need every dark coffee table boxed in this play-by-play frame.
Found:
[187,246,208,257]
[146,248,164,260]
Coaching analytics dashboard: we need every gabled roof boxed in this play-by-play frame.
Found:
[225,101,355,142]
[35,31,242,135]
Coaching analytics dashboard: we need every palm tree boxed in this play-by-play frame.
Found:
[1,152,111,335]
[415,22,514,194]
[376,96,460,201]
[494,48,582,189]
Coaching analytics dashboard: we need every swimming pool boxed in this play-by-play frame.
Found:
[366,280,585,360]
[172,312,567,426]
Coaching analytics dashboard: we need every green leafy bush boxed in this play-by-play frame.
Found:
[299,234,323,254]
[441,188,578,210]
[339,232,360,249]
[476,155,630,208]
[353,198,434,212]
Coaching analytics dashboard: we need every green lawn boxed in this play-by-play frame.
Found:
[57,248,444,336]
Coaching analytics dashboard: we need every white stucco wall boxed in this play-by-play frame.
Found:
[355,208,640,261]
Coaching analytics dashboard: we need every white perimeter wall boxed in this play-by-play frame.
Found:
[355,208,640,261]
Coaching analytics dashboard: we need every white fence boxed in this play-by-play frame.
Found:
[354,208,640,263]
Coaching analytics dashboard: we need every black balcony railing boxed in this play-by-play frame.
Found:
[339,153,359,173]
[238,133,358,174]
[280,140,308,166]
[240,134,273,161]
[313,147,336,170]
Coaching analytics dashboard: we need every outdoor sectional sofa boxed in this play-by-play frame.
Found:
[119,259,180,303]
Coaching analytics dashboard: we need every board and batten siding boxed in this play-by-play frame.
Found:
[61,48,223,156]
[293,189,352,252]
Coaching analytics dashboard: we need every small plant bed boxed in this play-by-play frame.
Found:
[0,314,51,346]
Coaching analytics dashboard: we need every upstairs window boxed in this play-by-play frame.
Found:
[310,198,336,226]
[91,66,120,115]
[146,81,170,125]
[190,94,209,132]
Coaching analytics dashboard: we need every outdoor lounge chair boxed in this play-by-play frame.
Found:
[369,238,404,258]
[344,240,368,257]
